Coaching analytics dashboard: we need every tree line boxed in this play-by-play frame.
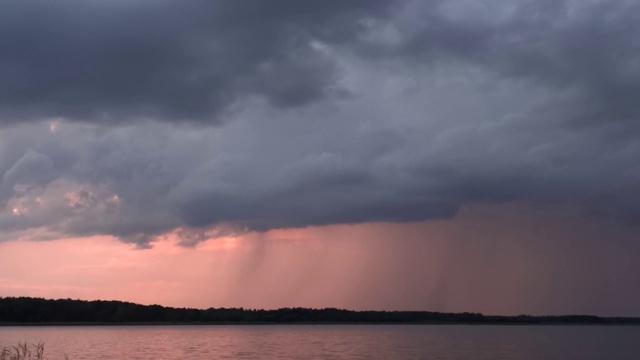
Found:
[1,297,638,324]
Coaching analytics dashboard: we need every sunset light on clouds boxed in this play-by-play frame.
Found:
[1,0,640,317]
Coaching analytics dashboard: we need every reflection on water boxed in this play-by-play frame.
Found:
[0,325,638,360]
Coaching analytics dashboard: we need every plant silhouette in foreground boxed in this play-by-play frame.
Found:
[0,343,45,360]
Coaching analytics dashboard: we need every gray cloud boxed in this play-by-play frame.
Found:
[0,0,391,124]
[359,0,640,126]
[1,0,639,247]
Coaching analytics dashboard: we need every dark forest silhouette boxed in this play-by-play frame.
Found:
[1,297,638,325]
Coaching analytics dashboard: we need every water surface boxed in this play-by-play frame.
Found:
[0,325,637,359]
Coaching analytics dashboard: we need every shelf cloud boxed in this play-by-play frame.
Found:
[1,0,639,247]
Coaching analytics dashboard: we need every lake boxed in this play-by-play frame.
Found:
[0,325,638,359]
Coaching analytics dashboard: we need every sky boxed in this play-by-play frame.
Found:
[0,0,639,316]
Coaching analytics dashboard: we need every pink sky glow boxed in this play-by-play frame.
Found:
[1,203,638,316]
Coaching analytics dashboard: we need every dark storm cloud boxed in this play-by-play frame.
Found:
[0,0,391,124]
[1,0,640,247]
[362,0,640,126]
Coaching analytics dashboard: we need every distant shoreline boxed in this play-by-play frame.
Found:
[2,322,640,326]
[2,297,639,326]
